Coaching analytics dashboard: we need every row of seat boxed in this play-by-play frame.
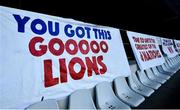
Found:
[26,55,180,109]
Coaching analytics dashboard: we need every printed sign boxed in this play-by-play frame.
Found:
[156,36,162,45]
[127,31,165,70]
[174,40,180,54]
[161,38,178,58]
[0,6,131,108]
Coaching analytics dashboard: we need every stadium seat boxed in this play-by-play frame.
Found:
[127,64,154,97]
[145,69,166,84]
[95,81,131,109]
[26,99,59,109]
[57,97,68,109]
[161,64,176,74]
[136,70,161,90]
[167,57,180,69]
[151,67,170,80]
[156,65,174,76]
[165,58,180,72]
[165,60,178,70]
[68,89,96,109]
[114,76,145,107]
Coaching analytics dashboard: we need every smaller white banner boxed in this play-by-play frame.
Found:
[161,38,178,58]
[156,37,162,45]
[174,40,180,54]
[127,31,165,70]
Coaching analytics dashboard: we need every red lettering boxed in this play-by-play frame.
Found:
[69,57,86,80]
[100,41,108,53]
[59,58,68,83]
[140,50,162,62]
[44,60,59,87]
[90,40,100,53]
[140,51,144,61]
[168,47,174,53]
[43,55,107,87]
[85,56,99,77]
[97,55,107,74]
[79,40,89,54]
[30,37,110,56]
[65,39,78,55]
[49,38,64,56]
[29,37,47,57]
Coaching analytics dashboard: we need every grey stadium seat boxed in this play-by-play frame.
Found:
[161,64,175,75]
[127,74,154,97]
[165,57,180,71]
[68,89,96,109]
[114,76,145,107]
[95,81,131,109]
[136,70,161,90]
[151,67,170,80]
[164,63,177,73]
[156,66,173,76]
[166,60,178,71]
[26,99,59,109]
[127,64,154,97]
[145,69,166,84]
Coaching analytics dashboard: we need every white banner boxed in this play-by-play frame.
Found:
[0,6,131,109]
[161,38,178,58]
[174,40,180,54]
[156,36,162,45]
[127,31,165,70]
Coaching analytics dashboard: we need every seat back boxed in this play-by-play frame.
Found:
[114,76,130,93]
[166,59,174,67]
[161,64,170,71]
[156,66,165,73]
[95,81,130,109]
[130,63,138,74]
[128,64,155,97]
[114,76,145,107]
[151,67,159,74]
[95,81,117,108]
[57,97,68,109]
[151,67,170,79]
[68,89,96,109]
[128,64,141,87]
[145,69,154,79]
[137,70,150,83]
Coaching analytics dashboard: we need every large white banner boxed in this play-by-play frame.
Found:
[174,40,180,54]
[0,6,131,109]
[127,31,165,70]
[161,38,178,58]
